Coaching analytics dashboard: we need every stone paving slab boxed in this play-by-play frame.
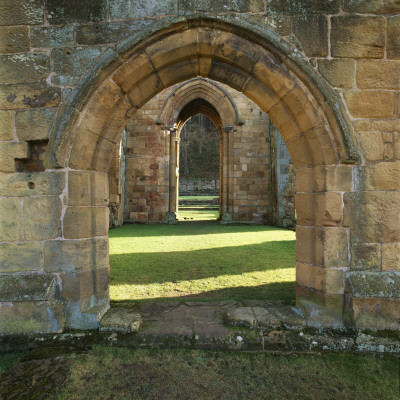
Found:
[99,306,142,333]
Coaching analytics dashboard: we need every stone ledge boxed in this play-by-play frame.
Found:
[346,271,400,298]
[0,274,57,302]
[100,307,142,333]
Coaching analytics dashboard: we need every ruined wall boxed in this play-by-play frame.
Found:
[0,1,399,333]
[110,79,295,225]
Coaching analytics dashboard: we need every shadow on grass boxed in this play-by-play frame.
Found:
[110,239,295,285]
[110,281,296,307]
[109,220,294,238]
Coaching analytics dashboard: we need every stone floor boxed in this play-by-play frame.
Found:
[98,301,400,353]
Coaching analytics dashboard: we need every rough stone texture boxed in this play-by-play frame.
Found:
[318,59,355,89]
[30,26,75,48]
[63,207,108,239]
[267,0,339,14]
[68,171,109,207]
[351,244,380,270]
[331,16,386,59]
[0,82,60,111]
[357,61,400,89]
[23,196,62,241]
[344,91,396,119]
[0,110,12,140]
[0,26,29,53]
[344,192,400,244]
[45,0,107,24]
[0,198,20,241]
[342,0,400,14]
[382,243,400,271]
[0,274,57,302]
[387,15,400,59]
[292,15,328,57]
[15,108,57,141]
[0,142,29,172]
[0,172,65,197]
[44,237,108,273]
[0,242,43,272]
[51,47,104,86]
[0,302,64,334]
[0,0,44,26]
[0,54,50,84]
[100,307,142,332]
[76,20,153,46]
[349,297,400,330]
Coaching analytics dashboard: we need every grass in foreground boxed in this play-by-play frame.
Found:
[53,346,400,400]
[0,352,25,373]
[109,222,296,303]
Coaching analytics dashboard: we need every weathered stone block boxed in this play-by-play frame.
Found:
[292,16,328,57]
[296,262,325,291]
[68,171,109,206]
[0,110,12,140]
[15,108,57,141]
[0,54,50,84]
[0,171,65,197]
[295,166,353,193]
[0,142,29,172]
[357,131,384,161]
[388,16,400,59]
[354,162,400,191]
[382,243,400,271]
[51,47,104,86]
[60,266,109,302]
[0,82,61,110]
[325,268,344,295]
[0,301,64,334]
[318,59,355,89]
[99,307,142,332]
[347,271,400,298]
[0,274,57,301]
[77,20,152,45]
[357,61,400,89]
[351,244,380,270]
[44,237,109,273]
[30,26,74,48]
[344,91,395,119]
[63,207,108,239]
[324,228,349,268]
[0,0,43,26]
[0,242,43,272]
[349,297,399,330]
[23,196,62,240]
[331,16,385,58]
[0,198,20,241]
[344,192,400,243]
[0,26,29,53]
[46,0,107,24]
[110,0,178,18]
[268,0,339,14]
[343,0,400,13]
[296,192,342,227]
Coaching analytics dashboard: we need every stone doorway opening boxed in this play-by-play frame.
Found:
[178,114,220,221]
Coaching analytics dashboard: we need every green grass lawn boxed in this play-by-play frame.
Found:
[52,347,400,400]
[109,222,296,304]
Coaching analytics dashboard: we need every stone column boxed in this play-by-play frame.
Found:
[167,127,178,224]
[221,126,234,223]
[175,136,181,217]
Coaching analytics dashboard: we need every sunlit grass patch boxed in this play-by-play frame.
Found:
[109,222,296,303]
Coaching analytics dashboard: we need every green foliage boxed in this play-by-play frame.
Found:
[53,347,400,400]
[179,114,219,179]
[109,222,296,303]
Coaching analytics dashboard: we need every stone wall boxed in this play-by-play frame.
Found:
[0,1,399,333]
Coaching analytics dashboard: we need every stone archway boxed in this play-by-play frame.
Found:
[44,18,360,330]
